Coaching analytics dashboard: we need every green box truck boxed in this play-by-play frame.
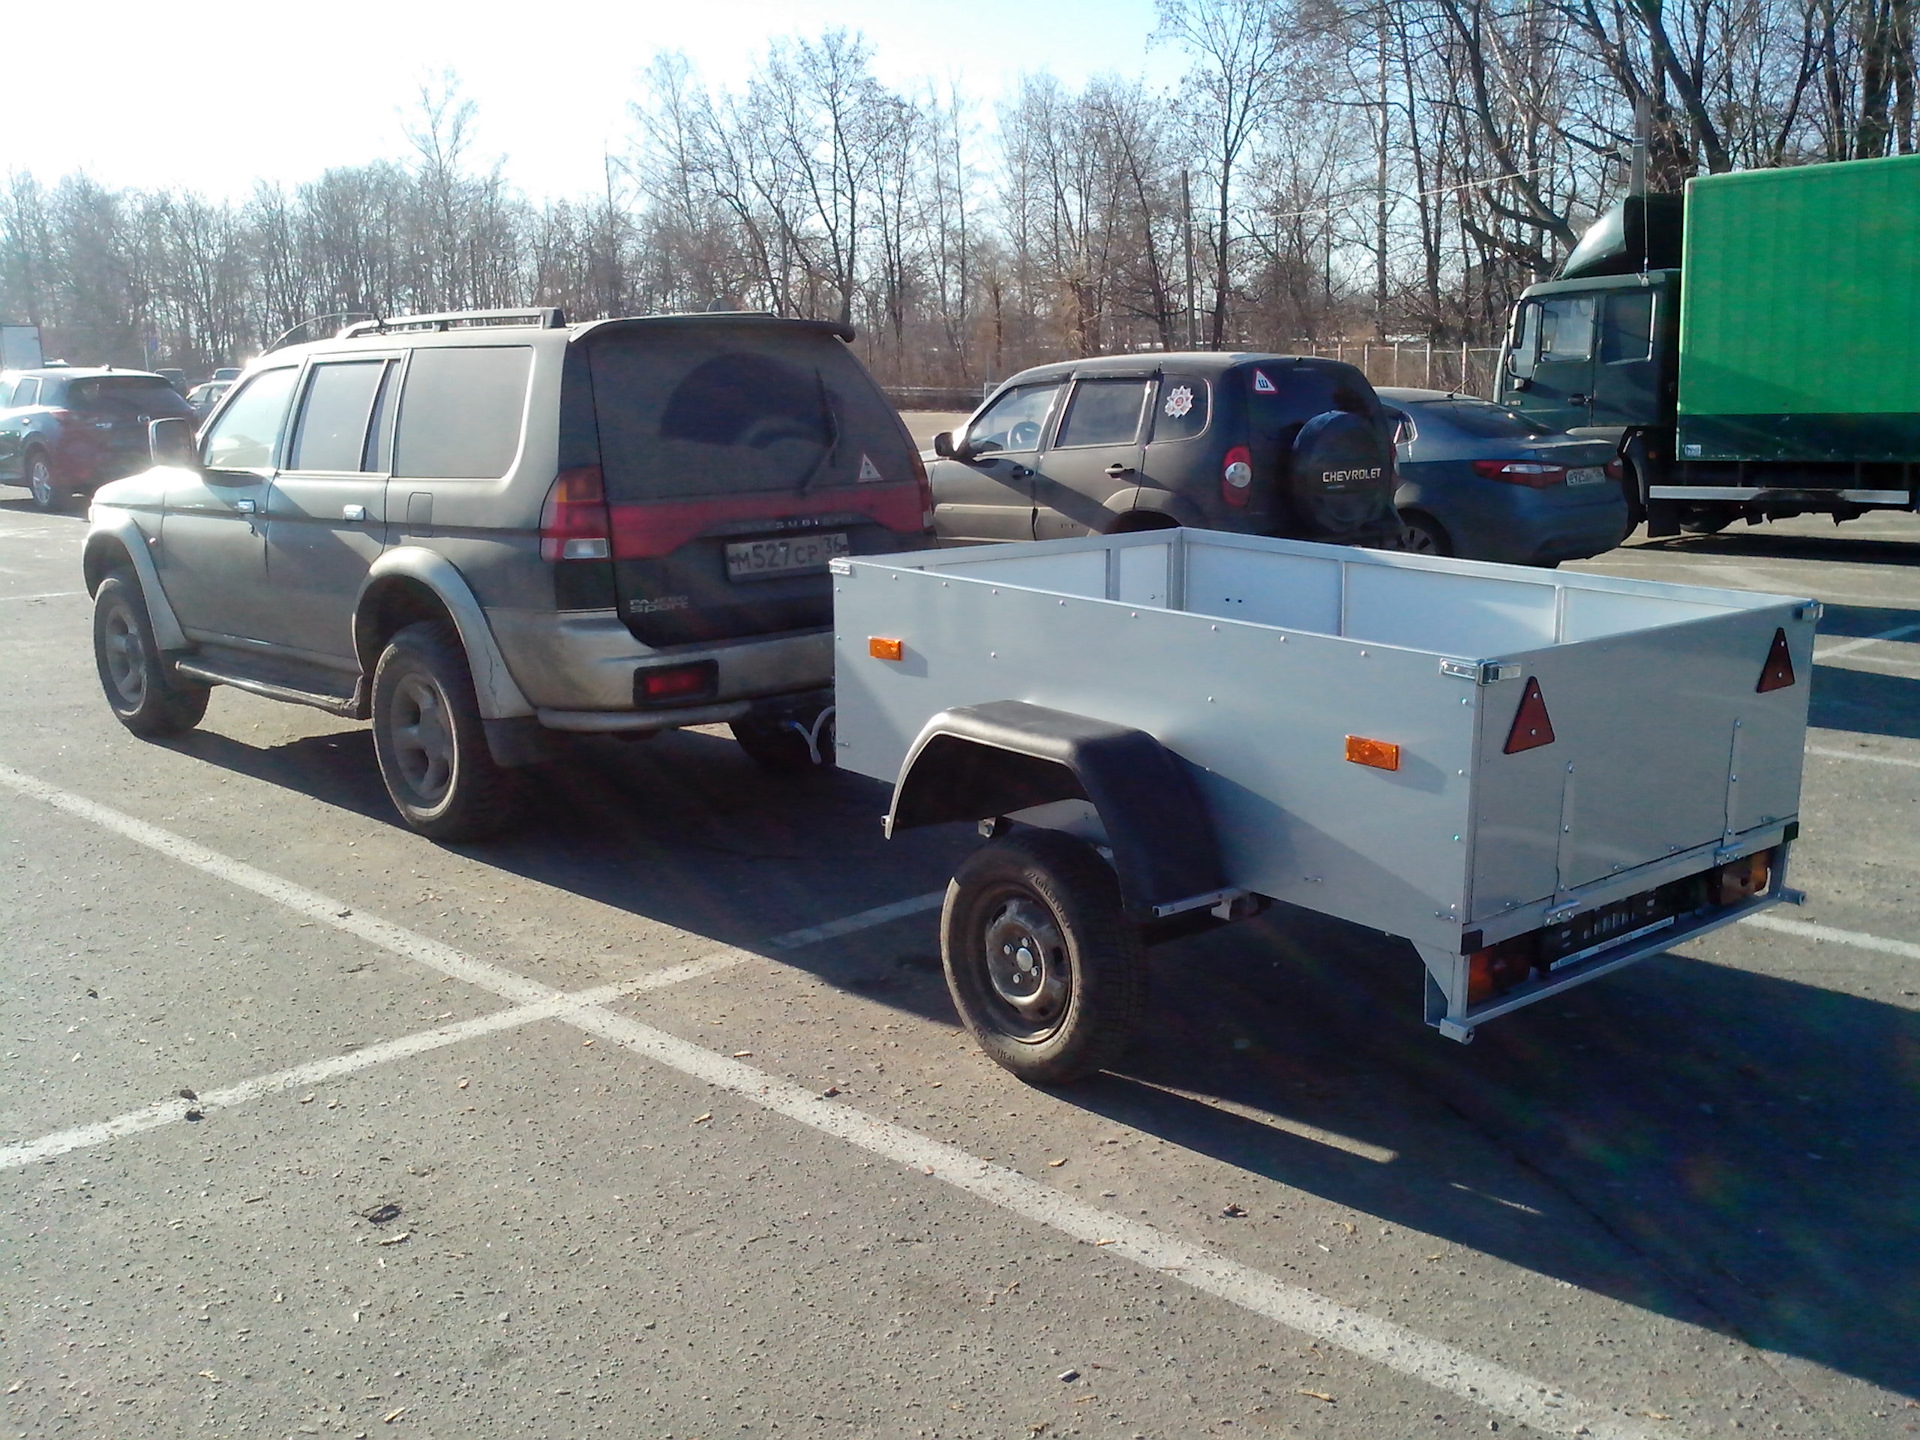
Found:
[1497,154,1920,536]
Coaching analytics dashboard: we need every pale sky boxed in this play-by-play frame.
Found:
[11,0,1184,200]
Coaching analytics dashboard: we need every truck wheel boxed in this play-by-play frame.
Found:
[26,452,62,512]
[93,568,210,738]
[370,621,519,841]
[941,829,1144,1085]
[730,710,835,773]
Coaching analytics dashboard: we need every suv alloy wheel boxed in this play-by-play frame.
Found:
[370,621,519,841]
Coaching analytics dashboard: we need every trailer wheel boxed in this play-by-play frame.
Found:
[941,829,1144,1085]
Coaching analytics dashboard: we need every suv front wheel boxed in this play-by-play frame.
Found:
[371,621,519,841]
[93,568,211,737]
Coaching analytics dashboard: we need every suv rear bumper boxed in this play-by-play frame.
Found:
[487,606,833,730]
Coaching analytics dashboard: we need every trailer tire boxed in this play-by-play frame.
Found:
[941,829,1144,1085]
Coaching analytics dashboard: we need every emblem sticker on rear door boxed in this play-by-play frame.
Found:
[1252,370,1277,393]
[857,454,884,482]
[1164,385,1194,418]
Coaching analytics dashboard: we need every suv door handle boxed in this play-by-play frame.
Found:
[1105,463,1134,478]
[342,504,367,521]
[234,498,256,514]
[1009,465,1033,480]
[1567,394,1589,405]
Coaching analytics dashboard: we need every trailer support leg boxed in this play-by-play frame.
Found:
[1417,944,1475,1044]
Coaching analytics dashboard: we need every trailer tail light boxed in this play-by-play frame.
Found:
[869,636,905,661]
[1502,676,1556,754]
[1345,735,1401,770]
[634,660,718,706]
[540,466,612,560]
[1713,848,1773,906]
[1221,445,1253,507]
[1756,628,1796,692]
[1472,459,1567,488]
[1467,935,1535,1004]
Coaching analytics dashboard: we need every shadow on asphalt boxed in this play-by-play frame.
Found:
[1629,528,1920,569]
[1810,603,1920,741]
[161,708,1920,1402]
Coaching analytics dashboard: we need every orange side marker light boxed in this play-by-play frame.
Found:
[1756,628,1795,692]
[869,636,905,662]
[1345,735,1401,771]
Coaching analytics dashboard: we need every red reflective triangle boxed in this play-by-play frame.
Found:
[1756,627,1796,692]
[1503,676,1557,754]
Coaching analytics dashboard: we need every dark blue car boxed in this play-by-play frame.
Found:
[0,368,194,512]
[1378,387,1629,565]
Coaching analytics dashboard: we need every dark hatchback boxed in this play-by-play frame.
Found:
[928,352,1401,547]
[0,368,195,511]
[1378,387,1629,565]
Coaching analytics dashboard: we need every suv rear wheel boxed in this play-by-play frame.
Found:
[93,568,210,737]
[371,621,519,841]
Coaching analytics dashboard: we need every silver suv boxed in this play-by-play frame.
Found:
[83,308,934,839]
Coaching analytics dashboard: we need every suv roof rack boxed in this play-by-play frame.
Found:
[339,307,568,339]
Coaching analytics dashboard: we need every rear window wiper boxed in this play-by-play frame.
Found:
[795,369,841,495]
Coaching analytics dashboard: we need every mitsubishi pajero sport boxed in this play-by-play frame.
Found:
[83,308,934,839]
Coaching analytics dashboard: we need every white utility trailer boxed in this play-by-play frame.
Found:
[830,529,1816,1083]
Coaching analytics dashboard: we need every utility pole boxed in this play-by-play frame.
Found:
[1181,168,1197,350]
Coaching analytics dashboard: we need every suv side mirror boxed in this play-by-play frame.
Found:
[149,416,199,470]
[932,430,957,459]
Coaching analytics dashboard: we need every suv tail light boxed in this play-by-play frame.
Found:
[540,466,612,560]
[1221,445,1253,507]
[1472,460,1567,488]
[910,447,935,530]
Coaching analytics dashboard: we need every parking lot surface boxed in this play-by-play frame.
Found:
[3,496,1917,1439]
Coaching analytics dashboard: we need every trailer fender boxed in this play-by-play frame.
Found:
[886,700,1226,919]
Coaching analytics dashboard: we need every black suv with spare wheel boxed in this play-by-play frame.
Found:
[82,308,934,839]
[926,352,1400,547]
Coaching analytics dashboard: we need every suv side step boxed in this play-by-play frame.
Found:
[173,653,366,719]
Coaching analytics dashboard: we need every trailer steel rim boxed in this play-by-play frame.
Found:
[980,894,1071,1040]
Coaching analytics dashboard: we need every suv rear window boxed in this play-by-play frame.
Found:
[585,327,907,501]
[67,376,191,415]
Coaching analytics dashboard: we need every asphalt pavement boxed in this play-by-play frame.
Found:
[2,493,1916,1440]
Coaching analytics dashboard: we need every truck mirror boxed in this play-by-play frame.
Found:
[149,416,199,470]
[932,430,957,459]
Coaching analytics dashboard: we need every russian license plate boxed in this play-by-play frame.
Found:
[1567,466,1607,486]
[725,532,850,581]
[1540,889,1680,971]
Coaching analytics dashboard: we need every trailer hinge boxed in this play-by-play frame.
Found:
[1440,659,1521,685]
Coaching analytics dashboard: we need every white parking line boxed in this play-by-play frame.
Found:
[0,954,745,1171]
[0,762,1694,1439]
[0,589,83,602]
[1807,745,1920,770]
[1744,912,1920,963]
[1814,622,1920,660]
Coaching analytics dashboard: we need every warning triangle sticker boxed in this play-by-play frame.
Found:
[1252,369,1277,393]
[1503,676,1556,755]
[1756,627,1796,692]
[857,453,884,483]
